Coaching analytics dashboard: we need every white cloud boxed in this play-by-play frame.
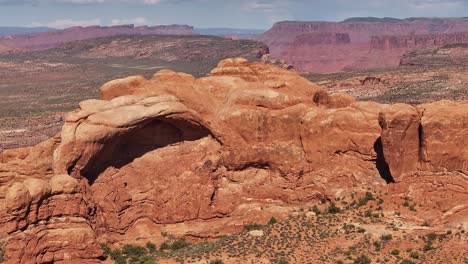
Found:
[111,17,148,26]
[31,18,101,28]
[242,0,292,24]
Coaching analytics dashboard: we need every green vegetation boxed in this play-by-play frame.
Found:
[268,217,278,225]
[244,223,263,231]
[146,242,157,254]
[400,259,415,264]
[390,249,400,255]
[381,234,393,242]
[100,243,156,264]
[373,241,381,252]
[358,192,375,206]
[159,242,170,251]
[210,259,224,264]
[312,205,321,215]
[354,255,371,264]
[410,251,420,259]
[170,239,190,250]
[327,203,342,214]
[0,242,4,263]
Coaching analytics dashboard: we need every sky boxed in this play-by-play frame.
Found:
[0,0,467,29]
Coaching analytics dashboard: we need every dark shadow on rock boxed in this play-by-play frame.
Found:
[79,117,212,185]
[373,137,395,184]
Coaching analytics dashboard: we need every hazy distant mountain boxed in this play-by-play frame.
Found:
[0,27,55,36]
[0,24,195,51]
[195,28,265,36]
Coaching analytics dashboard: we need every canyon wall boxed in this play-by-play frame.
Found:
[0,59,466,263]
[258,18,468,73]
[0,24,195,51]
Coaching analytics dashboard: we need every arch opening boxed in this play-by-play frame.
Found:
[373,137,395,184]
[78,116,213,184]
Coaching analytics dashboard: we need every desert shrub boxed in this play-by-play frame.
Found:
[100,243,112,257]
[373,241,381,251]
[277,258,288,264]
[122,244,147,258]
[210,260,224,264]
[336,261,344,264]
[381,234,392,242]
[358,192,375,206]
[354,255,371,264]
[0,242,4,263]
[327,203,341,214]
[100,243,155,264]
[425,233,437,241]
[365,210,372,217]
[171,239,190,250]
[400,259,415,264]
[312,205,321,215]
[244,223,263,231]
[146,242,157,254]
[159,242,170,251]
[390,249,400,255]
[268,217,278,225]
[423,241,433,252]
[410,251,420,259]
[122,244,155,263]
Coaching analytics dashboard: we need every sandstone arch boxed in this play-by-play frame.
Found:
[80,115,214,184]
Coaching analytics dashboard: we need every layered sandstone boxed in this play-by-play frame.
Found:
[258,18,468,73]
[0,59,466,263]
[0,24,195,52]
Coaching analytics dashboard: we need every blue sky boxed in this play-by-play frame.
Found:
[0,0,467,29]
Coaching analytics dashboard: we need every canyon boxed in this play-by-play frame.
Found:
[258,17,468,73]
[0,58,466,263]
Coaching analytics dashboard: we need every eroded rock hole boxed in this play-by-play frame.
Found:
[373,137,395,184]
[81,117,212,184]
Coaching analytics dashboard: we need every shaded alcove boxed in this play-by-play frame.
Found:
[75,116,213,184]
[373,137,395,184]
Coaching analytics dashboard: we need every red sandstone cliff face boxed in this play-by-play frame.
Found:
[258,18,468,73]
[0,24,195,51]
[0,59,466,263]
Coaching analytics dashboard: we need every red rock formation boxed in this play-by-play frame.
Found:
[0,24,195,52]
[371,32,468,50]
[0,59,466,263]
[258,18,468,73]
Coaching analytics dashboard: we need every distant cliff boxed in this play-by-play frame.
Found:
[0,24,195,51]
[258,17,468,73]
[0,26,54,36]
[371,32,468,50]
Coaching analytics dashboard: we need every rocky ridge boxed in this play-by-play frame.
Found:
[0,58,466,263]
[400,43,468,66]
[0,24,195,52]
